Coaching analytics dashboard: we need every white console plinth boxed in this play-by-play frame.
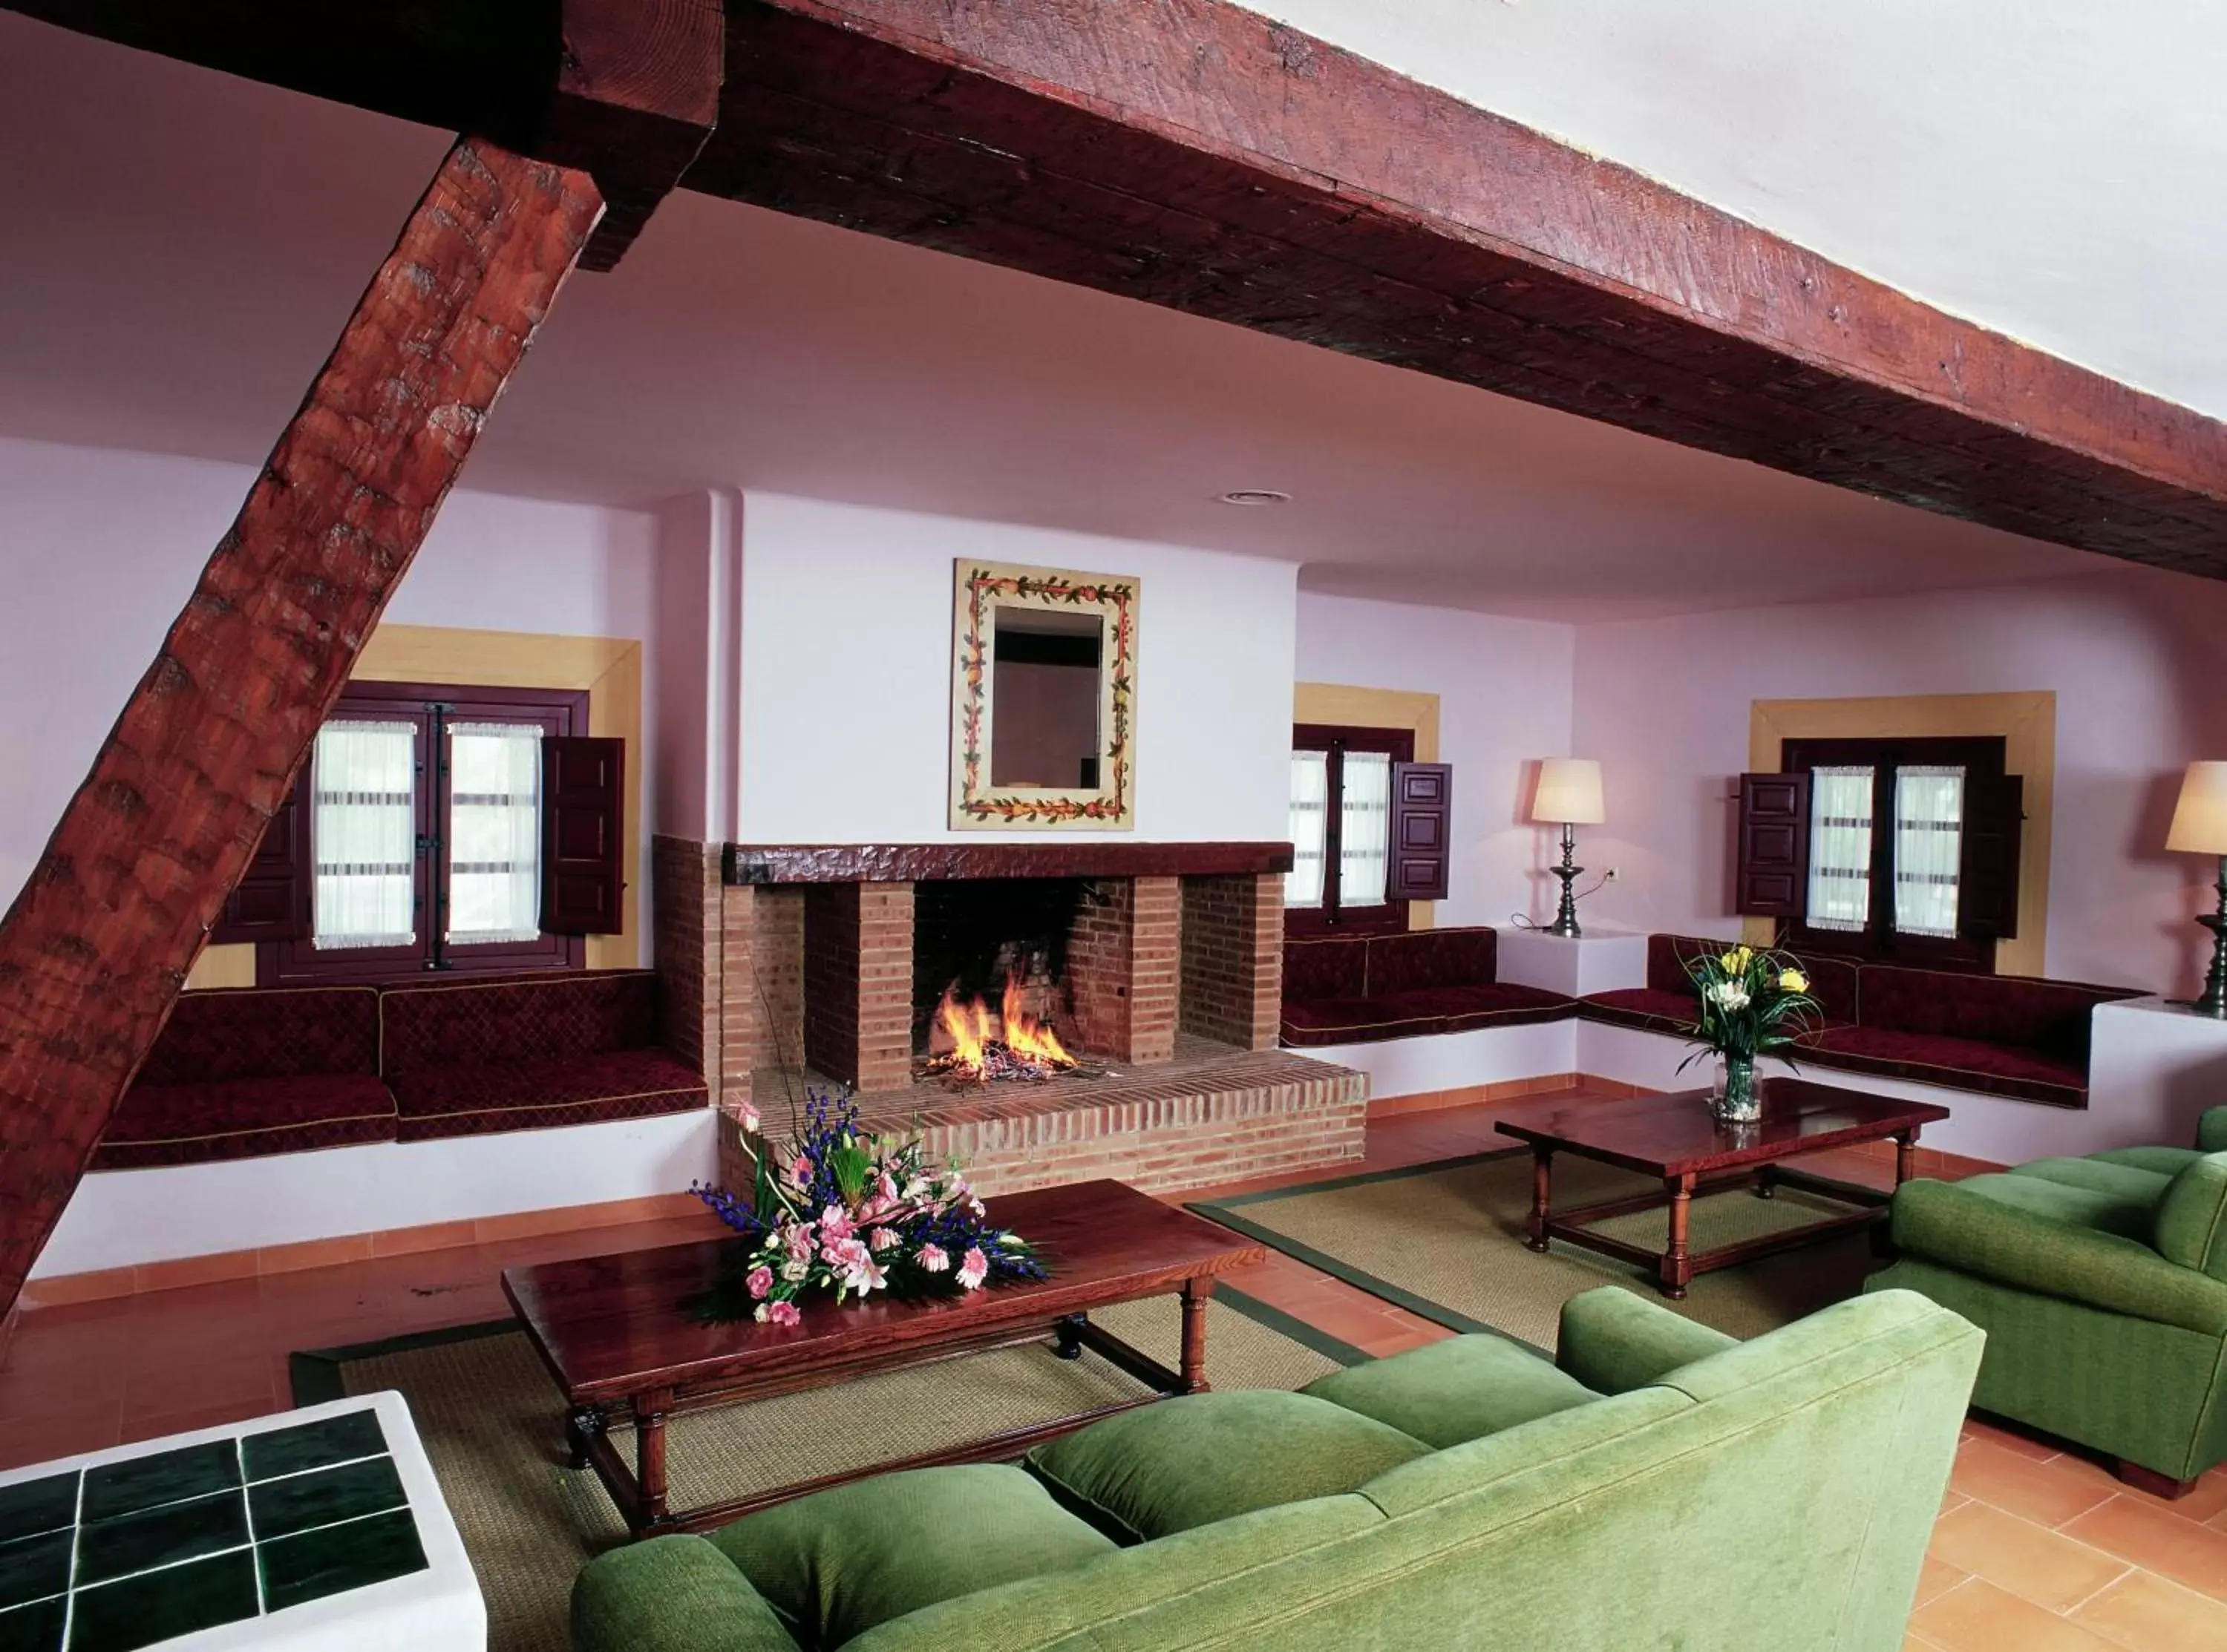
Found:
[1497,927,1649,998]
[2087,994,2227,1150]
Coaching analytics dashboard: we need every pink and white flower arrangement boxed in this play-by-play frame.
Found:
[691,1090,1047,1325]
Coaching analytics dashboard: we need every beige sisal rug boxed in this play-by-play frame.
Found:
[290,1291,1359,1652]
[1191,1149,1880,1353]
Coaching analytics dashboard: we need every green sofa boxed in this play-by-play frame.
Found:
[571,1286,1979,1651]
[1866,1105,2227,1495]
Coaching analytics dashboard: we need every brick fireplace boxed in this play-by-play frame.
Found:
[653,838,1367,1196]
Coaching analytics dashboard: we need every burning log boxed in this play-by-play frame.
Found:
[919,975,1080,1084]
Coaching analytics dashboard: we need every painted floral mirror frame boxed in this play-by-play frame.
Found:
[949,560,1138,830]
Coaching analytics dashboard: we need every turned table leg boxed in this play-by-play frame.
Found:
[635,1387,673,1533]
[1180,1277,1213,1394]
[1527,1148,1554,1252]
[1895,1128,1920,1186]
[1661,1173,1695,1298]
[1053,1313,1086,1361]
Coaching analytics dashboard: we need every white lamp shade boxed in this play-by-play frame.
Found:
[1532,758,1605,826]
[2168,761,2227,855]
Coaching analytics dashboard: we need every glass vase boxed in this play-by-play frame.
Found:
[1711,1052,1761,1124]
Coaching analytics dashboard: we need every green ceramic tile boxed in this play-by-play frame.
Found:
[247,1456,405,1541]
[0,1531,70,1613]
[241,1412,386,1485]
[257,1507,425,1613]
[80,1444,238,1524]
[68,1549,260,1652]
[75,1489,247,1587]
[0,1477,77,1547]
[0,1595,65,1652]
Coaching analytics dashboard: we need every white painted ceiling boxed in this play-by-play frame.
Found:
[1254,0,2227,422]
[0,13,2151,622]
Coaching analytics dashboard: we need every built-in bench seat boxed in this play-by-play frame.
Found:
[92,969,707,1169]
[1280,928,1574,1049]
[1577,934,2142,1109]
[97,986,394,1170]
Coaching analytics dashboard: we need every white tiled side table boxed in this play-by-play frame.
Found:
[0,1392,481,1652]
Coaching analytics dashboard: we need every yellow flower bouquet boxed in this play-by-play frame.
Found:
[1678,943,1822,1121]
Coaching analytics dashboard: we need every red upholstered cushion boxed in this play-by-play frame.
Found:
[1581,987,1704,1035]
[1644,934,1737,997]
[1782,952,1863,1025]
[1278,997,1448,1048]
[94,1075,396,1170]
[1364,928,1497,995]
[380,970,661,1075]
[138,986,381,1086]
[1282,937,1367,1003]
[1805,1026,2087,1109]
[390,1048,709,1141]
[1854,966,2136,1060]
[1370,983,1572,1033]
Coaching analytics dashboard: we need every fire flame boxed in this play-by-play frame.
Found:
[932,974,1076,1082]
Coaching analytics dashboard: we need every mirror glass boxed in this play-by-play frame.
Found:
[989,605,1104,789]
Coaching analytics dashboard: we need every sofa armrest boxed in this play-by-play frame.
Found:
[1554,1285,1738,1394]
[2199,1107,2227,1154]
[573,1535,803,1652]
[1891,1179,2227,1337]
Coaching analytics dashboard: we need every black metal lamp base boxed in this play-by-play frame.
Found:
[1546,823,1583,939]
[2196,907,2227,1020]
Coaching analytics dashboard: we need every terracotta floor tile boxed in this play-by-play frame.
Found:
[2061,1495,2227,1603]
[1951,1435,2119,1529]
[1966,1415,2067,1463]
[2069,1570,2227,1651]
[1912,1556,1970,1609]
[1927,1499,2131,1613]
[2152,1469,2227,1525]
[1909,1577,2128,1651]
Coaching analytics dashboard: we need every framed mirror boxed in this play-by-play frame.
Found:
[950,560,1137,829]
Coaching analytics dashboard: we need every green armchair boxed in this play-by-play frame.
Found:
[1866,1105,2227,1496]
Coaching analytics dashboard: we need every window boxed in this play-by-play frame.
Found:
[218,681,625,984]
[1286,724,1412,935]
[1738,735,2021,971]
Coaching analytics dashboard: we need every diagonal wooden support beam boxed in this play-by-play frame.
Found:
[0,139,603,1314]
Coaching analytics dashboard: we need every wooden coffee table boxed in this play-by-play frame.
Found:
[1494,1081,1950,1298]
[501,1178,1263,1538]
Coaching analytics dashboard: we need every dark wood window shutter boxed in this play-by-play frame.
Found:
[541,735,626,934]
[1958,773,2024,940]
[1387,761,1453,902]
[1736,772,1810,917]
[211,777,310,944]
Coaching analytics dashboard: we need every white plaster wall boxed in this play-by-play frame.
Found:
[1570,567,2227,999]
[32,1112,718,1276]
[650,488,743,843]
[735,494,1298,843]
[0,435,661,943]
[1294,592,1576,928]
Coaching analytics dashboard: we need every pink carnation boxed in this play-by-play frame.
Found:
[767,1299,802,1328]
[869,1227,901,1252]
[745,1265,774,1300]
[957,1247,990,1291]
[820,1205,855,1242]
[917,1243,950,1273]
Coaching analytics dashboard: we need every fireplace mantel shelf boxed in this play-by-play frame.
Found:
[722,842,1295,885]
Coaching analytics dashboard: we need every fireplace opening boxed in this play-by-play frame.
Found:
[910,878,1090,1066]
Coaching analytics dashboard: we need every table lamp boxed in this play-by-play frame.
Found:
[2168,761,2227,1017]
[1532,758,1605,939]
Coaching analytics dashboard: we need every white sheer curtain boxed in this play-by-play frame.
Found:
[1894,764,1966,940]
[312,720,417,950]
[1339,752,1393,908]
[1805,765,1875,932]
[1286,751,1329,909]
[446,723,543,945]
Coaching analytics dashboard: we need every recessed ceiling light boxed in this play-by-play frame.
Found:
[1218,489,1292,506]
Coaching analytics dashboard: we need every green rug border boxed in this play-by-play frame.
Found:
[287,1285,1365,1410]
[1189,1151,1537,1351]
[1186,1148,1885,1359]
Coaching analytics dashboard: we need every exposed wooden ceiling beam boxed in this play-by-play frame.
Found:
[704,0,2227,577]
[0,141,603,1314]
[7,0,2226,567]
